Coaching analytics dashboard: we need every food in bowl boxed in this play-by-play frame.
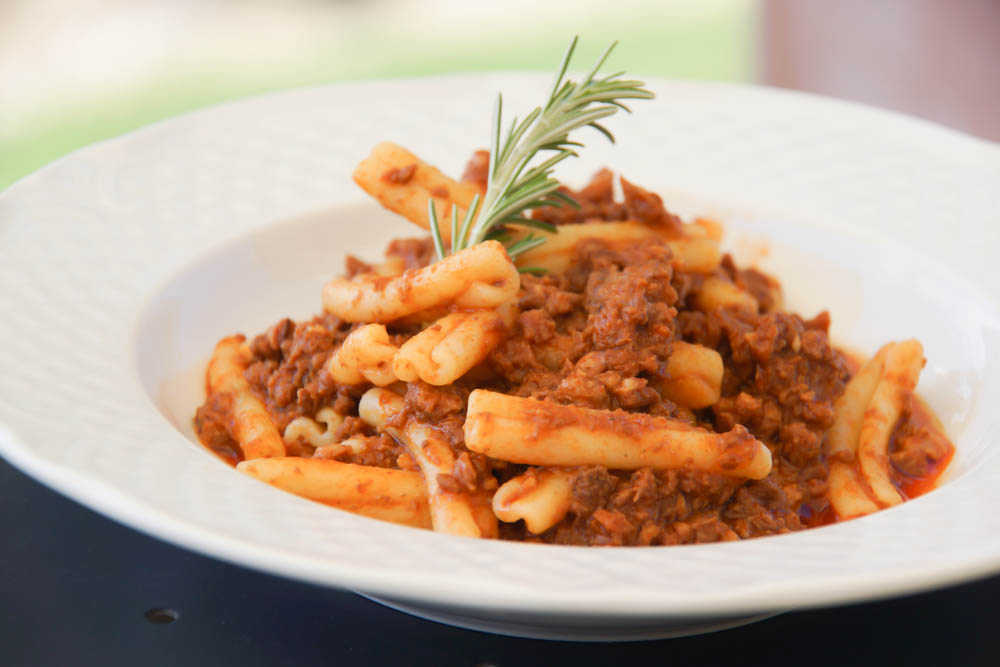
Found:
[193,40,954,546]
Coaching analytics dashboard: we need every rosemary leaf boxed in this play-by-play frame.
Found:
[427,198,447,261]
[438,36,652,262]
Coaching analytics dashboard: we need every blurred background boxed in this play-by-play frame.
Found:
[1,0,997,190]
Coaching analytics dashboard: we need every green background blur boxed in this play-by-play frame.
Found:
[0,0,753,191]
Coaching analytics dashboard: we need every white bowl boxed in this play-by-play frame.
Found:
[1,74,999,641]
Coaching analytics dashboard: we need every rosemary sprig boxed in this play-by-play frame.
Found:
[428,37,653,265]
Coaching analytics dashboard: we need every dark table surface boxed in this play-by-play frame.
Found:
[3,455,997,667]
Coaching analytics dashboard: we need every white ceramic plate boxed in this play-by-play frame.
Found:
[1,74,999,642]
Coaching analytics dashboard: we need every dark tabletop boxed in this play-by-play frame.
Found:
[2,455,996,667]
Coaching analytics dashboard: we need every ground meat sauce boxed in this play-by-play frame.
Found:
[380,163,416,185]
[460,149,490,190]
[194,164,955,546]
[489,238,679,416]
[889,396,955,498]
[531,168,684,236]
[193,392,240,465]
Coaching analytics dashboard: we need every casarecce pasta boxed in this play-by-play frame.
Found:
[193,144,954,546]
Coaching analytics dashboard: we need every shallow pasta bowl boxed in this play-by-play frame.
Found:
[1,74,999,641]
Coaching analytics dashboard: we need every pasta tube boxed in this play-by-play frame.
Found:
[359,388,497,538]
[237,457,431,529]
[374,256,406,277]
[692,277,759,314]
[322,241,519,323]
[393,310,504,385]
[658,341,724,409]
[857,340,924,507]
[689,217,724,242]
[825,341,925,518]
[206,336,285,459]
[464,390,772,479]
[352,142,480,241]
[666,236,723,274]
[827,348,890,458]
[492,468,573,534]
[825,346,887,519]
[327,324,399,386]
[283,407,345,447]
[511,221,721,274]
[827,463,879,520]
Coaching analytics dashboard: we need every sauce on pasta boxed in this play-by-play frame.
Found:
[193,148,954,546]
[890,396,955,500]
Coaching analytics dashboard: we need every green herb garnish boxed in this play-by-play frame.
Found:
[428,37,654,265]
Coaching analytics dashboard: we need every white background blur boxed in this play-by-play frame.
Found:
[1,0,996,190]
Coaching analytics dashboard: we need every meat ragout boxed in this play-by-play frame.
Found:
[195,162,954,546]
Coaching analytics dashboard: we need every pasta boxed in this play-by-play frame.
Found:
[492,469,574,535]
[193,145,955,546]
[322,240,519,323]
[205,336,285,460]
[463,390,772,479]
[237,457,432,528]
[352,141,480,240]
[327,324,399,386]
[655,341,724,409]
[393,310,504,386]
[692,276,759,314]
[858,340,925,507]
[359,388,497,538]
[826,341,927,517]
[826,347,890,519]
[283,407,344,448]
[511,221,721,275]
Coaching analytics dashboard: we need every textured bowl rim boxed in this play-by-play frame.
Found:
[1,73,999,619]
